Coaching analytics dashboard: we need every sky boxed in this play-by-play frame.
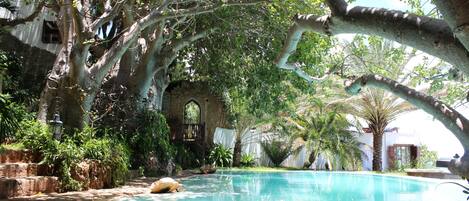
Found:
[335,0,466,158]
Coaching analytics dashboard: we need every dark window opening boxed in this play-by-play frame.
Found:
[42,20,61,44]
[183,100,202,141]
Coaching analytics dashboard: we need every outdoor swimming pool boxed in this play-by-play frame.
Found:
[121,171,465,201]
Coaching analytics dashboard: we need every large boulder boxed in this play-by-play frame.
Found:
[149,177,181,193]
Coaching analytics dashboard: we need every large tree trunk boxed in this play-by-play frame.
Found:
[346,74,469,178]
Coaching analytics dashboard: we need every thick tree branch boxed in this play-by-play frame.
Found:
[71,7,88,41]
[274,15,332,83]
[0,1,45,27]
[130,29,212,99]
[434,0,469,56]
[127,22,166,92]
[90,0,125,33]
[276,4,469,77]
[325,0,347,16]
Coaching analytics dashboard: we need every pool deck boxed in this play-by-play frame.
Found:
[6,171,197,201]
[4,170,464,201]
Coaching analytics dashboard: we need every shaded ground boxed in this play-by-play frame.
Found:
[7,170,196,201]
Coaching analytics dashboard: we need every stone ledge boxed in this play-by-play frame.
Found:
[0,176,59,199]
[0,163,51,178]
[406,168,461,179]
[0,150,41,163]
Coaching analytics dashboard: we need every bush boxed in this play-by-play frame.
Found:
[208,144,232,167]
[416,145,438,169]
[261,139,292,167]
[131,110,174,172]
[0,94,33,142]
[16,120,55,152]
[240,153,256,167]
[16,121,130,190]
[174,143,197,169]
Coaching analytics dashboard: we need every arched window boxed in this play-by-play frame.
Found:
[184,100,200,124]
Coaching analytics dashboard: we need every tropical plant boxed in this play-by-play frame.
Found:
[346,89,413,171]
[261,138,292,167]
[0,94,19,141]
[208,144,232,167]
[0,94,33,142]
[288,104,363,171]
[240,153,256,167]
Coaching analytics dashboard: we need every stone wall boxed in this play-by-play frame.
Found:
[163,81,230,144]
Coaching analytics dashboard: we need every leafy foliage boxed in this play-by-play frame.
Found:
[0,94,19,141]
[261,138,292,167]
[174,143,198,169]
[175,0,331,119]
[240,153,256,167]
[208,144,232,167]
[415,145,438,169]
[131,110,174,171]
[16,121,130,190]
[82,138,130,186]
[287,104,363,170]
[0,50,38,105]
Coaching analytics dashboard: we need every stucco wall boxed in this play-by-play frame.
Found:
[163,81,229,144]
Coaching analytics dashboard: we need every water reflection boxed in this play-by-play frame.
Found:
[122,171,463,201]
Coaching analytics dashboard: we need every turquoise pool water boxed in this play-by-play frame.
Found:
[122,171,465,201]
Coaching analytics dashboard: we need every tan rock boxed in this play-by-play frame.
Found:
[149,177,180,193]
[200,164,216,174]
[70,159,111,190]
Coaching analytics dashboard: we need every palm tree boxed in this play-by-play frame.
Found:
[288,106,363,170]
[347,89,413,171]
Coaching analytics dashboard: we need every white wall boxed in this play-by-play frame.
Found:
[214,101,467,170]
[0,0,60,54]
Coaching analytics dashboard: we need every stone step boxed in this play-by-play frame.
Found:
[0,176,59,198]
[0,163,51,178]
[0,150,41,163]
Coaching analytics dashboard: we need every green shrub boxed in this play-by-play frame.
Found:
[0,94,33,142]
[240,153,256,167]
[261,139,292,167]
[16,120,55,152]
[208,144,232,167]
[174,143,198,169]
[17,121,130,189]
[16,121,82,190]
[416,145,438,169]
[0,50,38,105]
[81,135,130,186]
[131,110,174,170]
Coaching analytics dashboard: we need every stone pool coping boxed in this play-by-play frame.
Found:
[5,170,465,200]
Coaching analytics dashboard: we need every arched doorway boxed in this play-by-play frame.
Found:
[183,100,204,141]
